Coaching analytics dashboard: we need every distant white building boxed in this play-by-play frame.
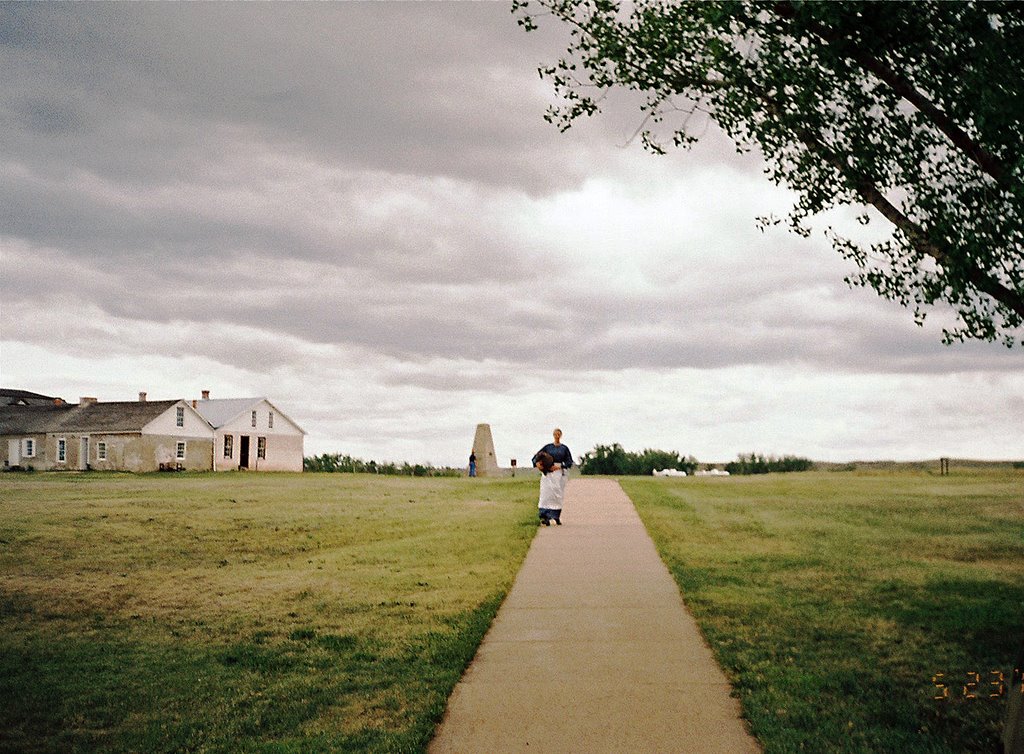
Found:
[1,395,213,472]
[194,393,305,472]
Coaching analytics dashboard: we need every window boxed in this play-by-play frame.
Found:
[58,438,66,462]
[257,436,266,459]
[223,435,233,459]
[268,411,274,429]
[97,442,107,461]
[176,406,185,427]
[22,438,35,458]
[251,410,257,428]
[176,441,186,460]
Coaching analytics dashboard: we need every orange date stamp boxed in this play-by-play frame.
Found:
[931,668,1023,701]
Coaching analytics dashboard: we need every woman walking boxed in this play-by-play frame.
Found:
[532,428,573,525]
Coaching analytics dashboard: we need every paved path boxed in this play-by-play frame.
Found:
[429,478,760,753]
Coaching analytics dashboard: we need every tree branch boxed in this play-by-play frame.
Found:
[761,93,1024,321]
[773,1,1013,188]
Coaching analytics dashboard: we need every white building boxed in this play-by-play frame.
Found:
[194,394,305,472]
[1,395,213,472]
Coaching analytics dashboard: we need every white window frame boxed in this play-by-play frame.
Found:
[97,442,107,461]
[176,406,185,427]
[251,410,257,428]
[176,441,187,461]
[268,411,274,429]
[223,434,233,459]
[257,436,266,459]
[22,438,35,458]
[58,438,67,462]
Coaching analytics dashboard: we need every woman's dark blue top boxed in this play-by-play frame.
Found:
[532,443,573,469]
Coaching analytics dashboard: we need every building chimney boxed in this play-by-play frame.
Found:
[139,392,147,402]
[192,399,198,408]
[79,396,97,406]
[201,390,210,400]
[54,398,64,406]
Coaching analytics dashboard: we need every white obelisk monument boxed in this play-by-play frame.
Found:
[470,424,499,477]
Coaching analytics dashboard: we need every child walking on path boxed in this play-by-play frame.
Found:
[534,451,561,525]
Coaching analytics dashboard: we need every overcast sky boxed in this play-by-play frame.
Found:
[1,2,1021,466]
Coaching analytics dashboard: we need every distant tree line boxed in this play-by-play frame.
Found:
[724,453,814,475]
[579,444,698,476]
[303,453,461,477]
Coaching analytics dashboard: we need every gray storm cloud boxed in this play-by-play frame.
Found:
[0,3,591,190]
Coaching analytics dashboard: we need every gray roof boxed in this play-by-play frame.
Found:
[194,398,263,429]
[0,400,182,434]
[1,388,63,406]
[195,398,305,434]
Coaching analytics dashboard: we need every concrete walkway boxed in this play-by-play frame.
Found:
[429,478,760,753]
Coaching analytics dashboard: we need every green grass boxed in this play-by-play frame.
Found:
[0,472,539,753]
[621,469,1024,753]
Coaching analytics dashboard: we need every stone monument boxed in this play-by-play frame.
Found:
[470,424,499,477]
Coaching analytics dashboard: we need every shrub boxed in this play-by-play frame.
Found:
[724,453,814,475]
[579,443,698,476]
[302,454,460,477]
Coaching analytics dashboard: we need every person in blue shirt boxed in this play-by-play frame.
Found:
[532,428,573,525]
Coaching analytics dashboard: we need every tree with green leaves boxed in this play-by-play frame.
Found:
[579,443,699,474]
[724,452,814,474]
[515,0,1023,346]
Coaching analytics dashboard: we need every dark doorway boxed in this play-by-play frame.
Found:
[240,435,250,469]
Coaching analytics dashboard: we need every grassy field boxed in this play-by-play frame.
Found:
[0,472,539,753]
[621,468,1024,753]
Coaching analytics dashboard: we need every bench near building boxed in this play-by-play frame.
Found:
[1,391,304,473]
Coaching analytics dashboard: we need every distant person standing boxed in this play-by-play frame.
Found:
[468,450,477,478]
[532,428,573,524]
